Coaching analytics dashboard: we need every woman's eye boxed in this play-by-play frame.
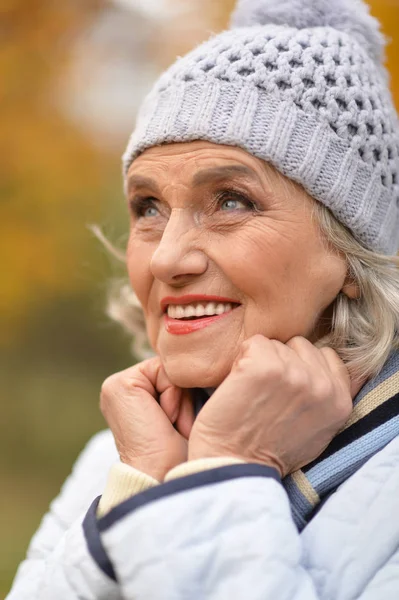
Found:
[218,192,253,212]
[143,205,160,218]
[220,197,246,211]
[130,197,161,218]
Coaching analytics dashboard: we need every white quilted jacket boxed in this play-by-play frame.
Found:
[7,429,399,599]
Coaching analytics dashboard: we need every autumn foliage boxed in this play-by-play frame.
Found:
[1,0,397,344]
[0,1,398,596]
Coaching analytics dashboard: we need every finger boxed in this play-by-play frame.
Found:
[270,338,299,361]
[286,339,366,398]
[133,356,162,397]
[269,338,308,372]
[156,363,183,423]
[285,336,330,371]
[239,334,285,369]
[159,385,182,424]
[319,346,352,394]
[175,390,195,440]
[348,371,368,399]
[140,358,183,422]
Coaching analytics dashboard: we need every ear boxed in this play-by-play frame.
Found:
[341,275,360,299]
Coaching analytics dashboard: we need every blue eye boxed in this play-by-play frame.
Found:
[143,205,159,218]
[219,192,250,211]
[129,197,161,218]
[220,198,245,210]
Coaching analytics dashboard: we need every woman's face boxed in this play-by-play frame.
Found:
[126,141,352,388]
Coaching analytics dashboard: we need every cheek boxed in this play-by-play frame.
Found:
[215,222,344,321]
[127,240,160,349]
[215,224,297,298]
[126,236,153,305]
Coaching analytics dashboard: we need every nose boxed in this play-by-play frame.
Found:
[150,209,208,285]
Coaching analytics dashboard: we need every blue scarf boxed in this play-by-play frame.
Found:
[284,349,399,530]
[194,349,399,531]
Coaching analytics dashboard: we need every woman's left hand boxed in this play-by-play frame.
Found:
[188,335,363,478]
[100,357,195,481]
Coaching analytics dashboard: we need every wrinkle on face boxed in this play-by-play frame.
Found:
[126,141,349,388]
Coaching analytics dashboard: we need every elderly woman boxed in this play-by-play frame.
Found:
[8,0,399,598]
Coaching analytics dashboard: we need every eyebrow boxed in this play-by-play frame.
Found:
[192,165,260,186]
[127,164,260,194]
[127,175,160,194]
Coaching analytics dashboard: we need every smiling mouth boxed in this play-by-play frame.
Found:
[166,301,239,320]
[163,300,241,335]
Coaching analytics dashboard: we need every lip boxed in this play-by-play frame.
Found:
[164,310,235,335]
[160,294,240,313]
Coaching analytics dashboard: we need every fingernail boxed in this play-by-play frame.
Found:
[170,407,179,424]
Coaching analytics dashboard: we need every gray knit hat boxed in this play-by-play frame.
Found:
[123,0,399,254]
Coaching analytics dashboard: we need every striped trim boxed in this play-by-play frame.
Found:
[306,417,399,494]
[353,353,399,405]
[288,351,399,528]
[303,393,399,469]
[98,464,281,532]
[283,475,314,518]
[344,372,399,429]
[83,497,116,582]
[290,470,320,506]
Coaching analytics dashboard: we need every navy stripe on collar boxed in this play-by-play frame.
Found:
[98,463,280,532]
[83,496,117,582]
[303,392,399,472]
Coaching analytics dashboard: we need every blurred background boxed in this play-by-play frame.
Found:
[1,0,398,595]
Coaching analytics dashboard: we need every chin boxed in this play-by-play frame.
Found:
[161,352,231,389]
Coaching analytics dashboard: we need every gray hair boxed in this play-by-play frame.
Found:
[93,202,399,381]
[312,202,399,380]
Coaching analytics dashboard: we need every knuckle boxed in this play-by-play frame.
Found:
[240,337,253,351]
[235,354,282,383]
[235,354,259,377]
[320,346,339,359]
[335,394,352,422]
[122,373,140,392]
[233,354,248,373]
[265,360,285,380]
[286,335,307,349]
[100,374,117,399]
[242,334,266,353]
[251,333,266,344]
[286,367,309,391]
[100,372,129,412]
[312,376,334,400]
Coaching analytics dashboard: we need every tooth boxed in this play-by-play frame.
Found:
[195,304,205,317]
[175,306,185,318]
[168,302,235,319]
[205,302,216,316]
[184,305,196,318]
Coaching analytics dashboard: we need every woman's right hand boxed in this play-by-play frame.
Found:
[188,335,361,478]
[100,357,195,481]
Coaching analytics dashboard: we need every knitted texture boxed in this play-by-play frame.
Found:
[123,0,399,254]
[283,348,399,529]
[230,0,386,63]
[184,352,399,531]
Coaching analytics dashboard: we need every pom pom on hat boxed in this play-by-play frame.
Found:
[230,0,385,64]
